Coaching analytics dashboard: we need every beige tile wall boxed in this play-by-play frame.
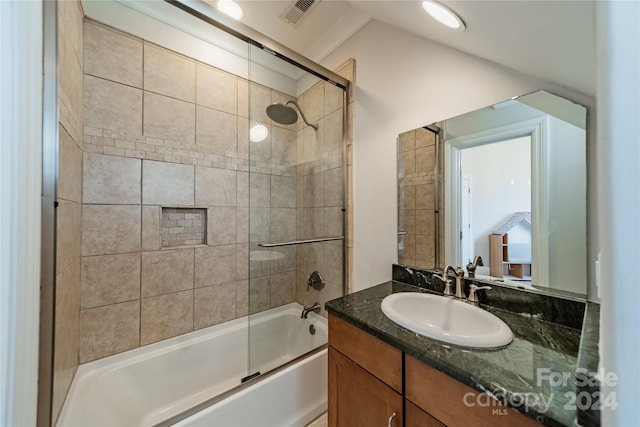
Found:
[79,19,352,363]
[290,69,351,315]
[53,0,84,423]
[398,126,445,268]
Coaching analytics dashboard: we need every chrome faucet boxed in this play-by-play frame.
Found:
[451,266,466,299]
[466,256,484,276]
[440,265,464,298]
[301,302,321,319]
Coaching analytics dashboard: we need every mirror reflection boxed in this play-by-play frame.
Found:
[398,90,587,295]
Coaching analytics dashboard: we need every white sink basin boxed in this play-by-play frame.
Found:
[381,292,513,349]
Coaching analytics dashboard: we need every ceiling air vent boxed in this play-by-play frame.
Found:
[281,0,320,26]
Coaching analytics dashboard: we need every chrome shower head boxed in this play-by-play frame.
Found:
[265,100,319,131]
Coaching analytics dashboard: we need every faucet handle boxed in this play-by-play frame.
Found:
[442,278,454,297]
[468,284,491,304]
[307,271,325,292]
[437,267,454,296]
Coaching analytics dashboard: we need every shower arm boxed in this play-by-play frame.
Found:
[285,100,319,131]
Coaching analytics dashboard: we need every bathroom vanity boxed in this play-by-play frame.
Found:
[329,313,539,426]
[326,266,601,427]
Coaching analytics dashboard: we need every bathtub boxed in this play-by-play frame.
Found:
[57,303,328,426]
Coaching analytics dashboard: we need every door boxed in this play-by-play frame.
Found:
[247,44,347,377]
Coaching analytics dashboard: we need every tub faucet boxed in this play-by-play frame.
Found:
[301,302,321,319]
[466,256,484,276]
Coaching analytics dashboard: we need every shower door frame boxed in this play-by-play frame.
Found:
[167,0,349,91]
[243,36,348,377]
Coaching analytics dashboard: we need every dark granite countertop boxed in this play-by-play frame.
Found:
[576,303,602,427]
[326,281,588,427]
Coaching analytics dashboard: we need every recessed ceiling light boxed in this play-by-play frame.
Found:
[217,0,243,20]
[422,1,465,31]
[250,123,269,143]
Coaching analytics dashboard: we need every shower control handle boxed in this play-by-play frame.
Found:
[306,271,325,291]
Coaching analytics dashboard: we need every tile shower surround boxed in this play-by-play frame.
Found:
[397,127,445,269]
[79,20,345,363]
[52,0,84,423]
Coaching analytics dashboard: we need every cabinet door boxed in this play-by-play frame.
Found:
[328,347,402,427]
[405,400,445,427]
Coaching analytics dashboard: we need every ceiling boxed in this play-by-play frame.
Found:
[229,0,596,97]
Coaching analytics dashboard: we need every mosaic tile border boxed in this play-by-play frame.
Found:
[84,126,344,177]
[84,126,293,176]
[403,171,435,186]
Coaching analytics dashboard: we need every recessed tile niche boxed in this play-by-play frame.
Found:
[161,207,206,247]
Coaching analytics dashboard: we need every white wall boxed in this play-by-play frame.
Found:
[0,1,43,425]
[597,1,640,424]
[320,20,596,292]
[460,137,531,264]
[547,116,587,294]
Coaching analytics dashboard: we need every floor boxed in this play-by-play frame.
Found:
[306,412,327,427]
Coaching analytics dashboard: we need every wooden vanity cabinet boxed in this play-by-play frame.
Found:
[328,315,402,426]
[328,314,540,427]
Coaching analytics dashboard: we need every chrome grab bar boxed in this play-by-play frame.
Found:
[257,236,344,248]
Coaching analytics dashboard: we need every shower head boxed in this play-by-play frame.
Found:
[266,100,319,131]
[266,102,298,125]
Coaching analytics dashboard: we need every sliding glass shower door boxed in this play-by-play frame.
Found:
[247,44,346,377]
[60,1,348,417]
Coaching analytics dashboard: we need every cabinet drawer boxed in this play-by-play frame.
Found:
[328,314,402,393]
[406,355,540,427]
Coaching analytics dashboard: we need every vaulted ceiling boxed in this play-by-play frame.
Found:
[227,0,596,97]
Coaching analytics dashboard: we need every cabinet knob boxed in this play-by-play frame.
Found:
[387,412,396,427]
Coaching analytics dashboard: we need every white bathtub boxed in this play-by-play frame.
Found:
[57,303,328,426]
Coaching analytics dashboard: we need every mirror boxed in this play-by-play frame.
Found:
[398,91,587,296]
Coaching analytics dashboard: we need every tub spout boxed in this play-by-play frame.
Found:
[301,302,321,319]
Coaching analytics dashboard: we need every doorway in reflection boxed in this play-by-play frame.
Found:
[460,136,531,282]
